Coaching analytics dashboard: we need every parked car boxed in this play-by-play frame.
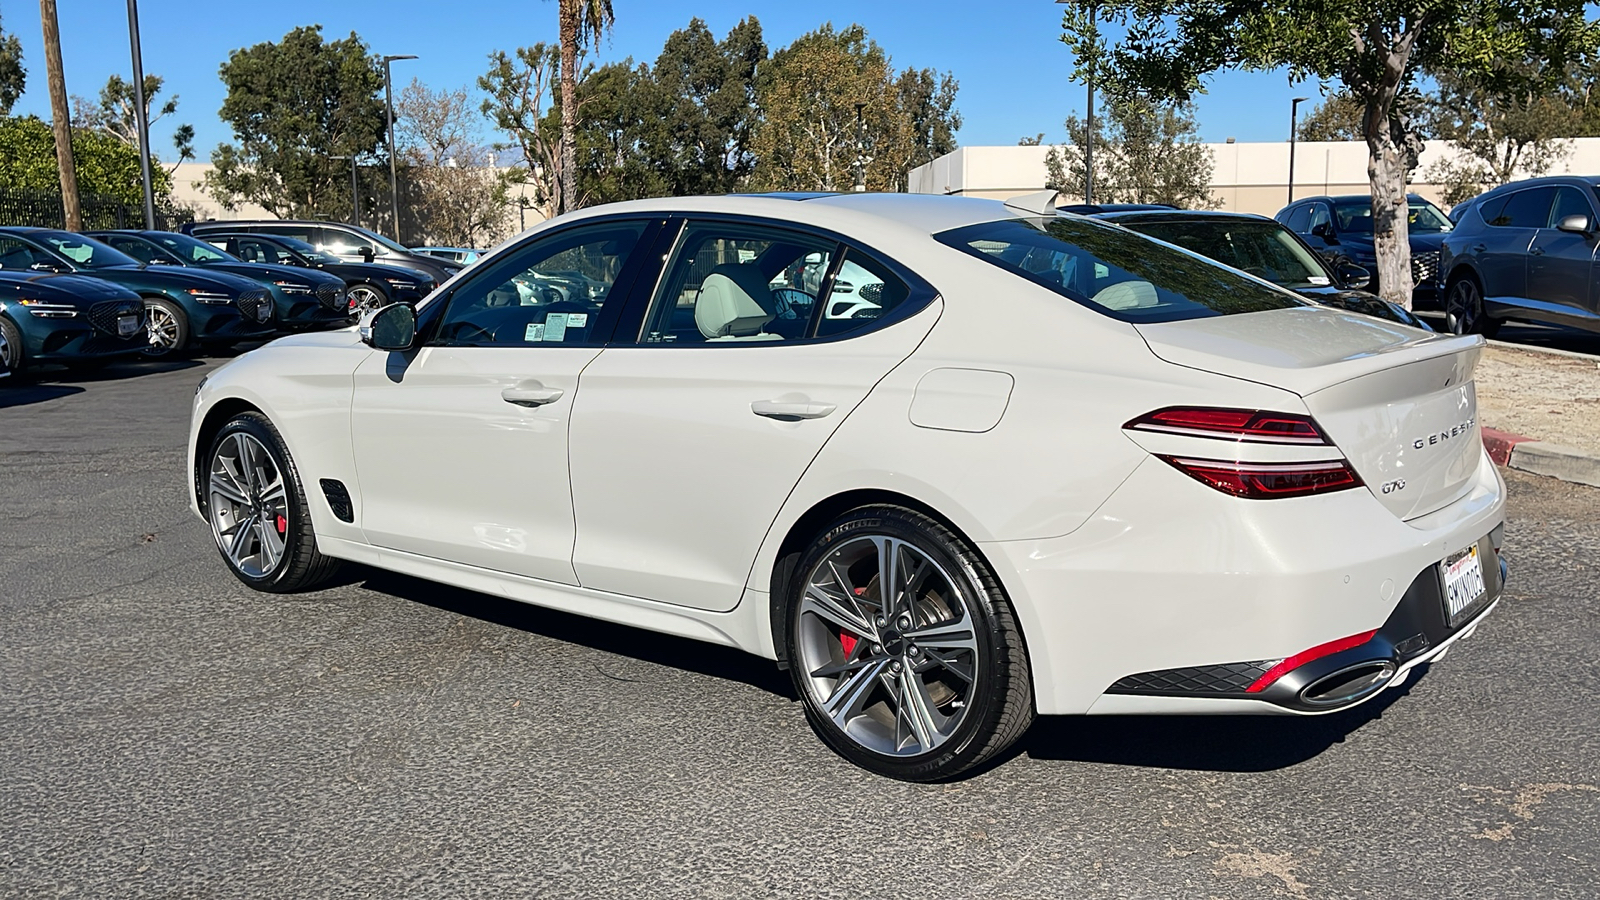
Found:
[412,246,483,266]
[0,228,274,356]
[1055,202,1178,215]
[87,230,352,333]
[186,220,460,285]
[188,193,1505,781]
[1437,175,1600,337]
[1276,194,1453,307]
[0,270,147,377]
[198,233,435,314]
[1092,209,1430,328]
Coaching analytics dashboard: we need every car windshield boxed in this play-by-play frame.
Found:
[936,216,1307,323]
[34,231,142,269]
[1119,219,1332,289]
[151,232,238,264]
[1333,199,1453,234]
[273,236,341,265]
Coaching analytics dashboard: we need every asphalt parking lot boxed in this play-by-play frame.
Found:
[3,355,1598,899]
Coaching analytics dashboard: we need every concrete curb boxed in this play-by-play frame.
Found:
[1485,339,1600,362]
[1482,426,1600,488]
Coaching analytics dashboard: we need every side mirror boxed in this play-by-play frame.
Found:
[1310,222,1335,242]
[1556,214,1592,235]
[356,245,376,263]
[359,302,416,351]
[1335,262,1372,291]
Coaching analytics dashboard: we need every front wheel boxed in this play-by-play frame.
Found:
[0,315,24,378]
[205,412,342,592]
[785,506,1034,781]
[1445,276,1501,338]
[142,297,189,357]
[346,283,389,316]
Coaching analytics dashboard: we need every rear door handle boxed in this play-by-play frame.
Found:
[751,399,836,420]
[1472,244,1487,252]
[502,383,564,407]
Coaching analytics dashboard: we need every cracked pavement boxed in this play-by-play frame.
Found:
[2,355,1597,898]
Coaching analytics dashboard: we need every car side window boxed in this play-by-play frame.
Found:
[816,250,912,338]
[433,221,645,347]
[0,237,46,270]
[1494,188,1556,228]
[1284,205,1312,233]
[235,238,287,265]
[107,236,158,263]
[1548,187,1592,228]
[1307,204,1332,234]
[641,223,841,344]
[258,224,316,245]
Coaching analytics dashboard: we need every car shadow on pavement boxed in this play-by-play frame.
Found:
[357,569,800,701]
[0,382,85,408]
[1017,666,1430,773]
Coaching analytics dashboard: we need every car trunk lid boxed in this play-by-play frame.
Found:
[1137,306,1486,520]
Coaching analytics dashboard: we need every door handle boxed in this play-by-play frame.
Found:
[502,383,564,407]
[1529,247,1544,256]
[751,398,836,420]
[1473,244,1487,253]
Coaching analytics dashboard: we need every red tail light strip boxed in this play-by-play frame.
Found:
[1246,630,1379,693]
[1158,456,1363,500]
[1125,407,1330,445]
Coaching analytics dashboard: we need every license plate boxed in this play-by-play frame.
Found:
[117,314,140,336]
[1441,543,1488,626]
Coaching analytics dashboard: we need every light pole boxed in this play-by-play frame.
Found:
[852,101,869,192]
[1056,0,1097,204]
[1288,96,1309,205]
[382,54,417,242]
[331,155,359,227]
[126,0,155,229]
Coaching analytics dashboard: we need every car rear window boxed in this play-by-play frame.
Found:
[936,217,1307,323]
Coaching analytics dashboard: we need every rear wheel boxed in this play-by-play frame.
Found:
[206,412,342,592]
[1445,275,1501,338]
[785,505,1034,781]
[0,315,24,378]
[142,297,189,356]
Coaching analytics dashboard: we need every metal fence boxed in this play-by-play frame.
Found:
[0,188,192,232]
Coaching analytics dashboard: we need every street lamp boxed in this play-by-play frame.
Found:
[382,54,418,242]
[1288,96,1310,204]
[125,0,155,229]
[331,155,359,227]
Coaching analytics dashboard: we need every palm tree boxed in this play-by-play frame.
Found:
[556,0,612,214]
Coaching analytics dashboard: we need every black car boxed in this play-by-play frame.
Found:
[186,219,459,285]
[198,233,434,313]
[1056,202,1178,215]
[1438,175,1600,337]
[87,230,351,332]
[0,228,274,356]
[1091,210,1430,328]
[0,270,147,377]
[1275,193,1453,307]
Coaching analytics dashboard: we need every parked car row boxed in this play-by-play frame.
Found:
[0,223,451,380]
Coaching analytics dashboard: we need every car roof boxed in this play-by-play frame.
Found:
[1473,175,1600,199]
[1291,193,1432,205]
[549,192,1031,240]
[1092,210,1274,225]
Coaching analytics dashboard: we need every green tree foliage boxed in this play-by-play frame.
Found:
[0,115,171,204]
[650,17,766,195]
[395,79,511,247]
[1045,94,1216,207]
[748,23,960,192]
[1297,91,1365,141]
[1056,0,1600,308]
[72,74,195,168]
[1422,68,1585,205]
[204,26,386,219]
[0,13,24,115]
[480,43,564,220]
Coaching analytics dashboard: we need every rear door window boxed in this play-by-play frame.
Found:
[1493,188,1556,228]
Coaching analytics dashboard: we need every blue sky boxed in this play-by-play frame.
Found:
[8,0,1330,161]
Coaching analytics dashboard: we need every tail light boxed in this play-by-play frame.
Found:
[1125,407,1329,444]
[1246,630,1378,693]
[1159,456,1363,499]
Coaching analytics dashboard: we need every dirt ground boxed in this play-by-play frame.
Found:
[1475,345,1600,452]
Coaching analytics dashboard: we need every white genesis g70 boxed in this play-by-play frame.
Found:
[187,192,1507,780]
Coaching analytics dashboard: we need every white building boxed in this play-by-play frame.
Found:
[907,139,1600,215]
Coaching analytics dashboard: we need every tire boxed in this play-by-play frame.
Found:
[1444,275,1501,338]
[0,315,25,378]
[784,505,1034,781]
[142,297,189,357]
[346,283,389,316]
[204,411,342,593]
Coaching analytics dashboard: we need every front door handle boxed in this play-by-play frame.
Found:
[502,383,564,407]
[751,398,836,420]
[1473,243,1487,253]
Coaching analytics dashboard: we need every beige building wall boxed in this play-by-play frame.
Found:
[909,139,1600,215]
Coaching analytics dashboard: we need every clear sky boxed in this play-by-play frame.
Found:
[7,0,1330,161]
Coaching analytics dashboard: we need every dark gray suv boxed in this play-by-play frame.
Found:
[1438,175,1600,336]
[185,220,459,286]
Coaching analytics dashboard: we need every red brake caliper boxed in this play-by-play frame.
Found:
[838,586,870,657]
[276,514,288,534]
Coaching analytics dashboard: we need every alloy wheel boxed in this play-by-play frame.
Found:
[795,535,980,758]
[0,324,12,368]
[143,302,181,355]
[347,285,385,315]
[207,432,289,578]
[1446,279,1482,335]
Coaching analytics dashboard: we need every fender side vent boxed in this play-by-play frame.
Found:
[320,479,354,523]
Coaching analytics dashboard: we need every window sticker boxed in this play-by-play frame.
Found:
[1307,275,1331,285]
[524,323,545,342]
[566,312,588,328]
[543,313,568,342]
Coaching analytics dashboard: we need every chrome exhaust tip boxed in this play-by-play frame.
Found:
[1299,660,1397,708]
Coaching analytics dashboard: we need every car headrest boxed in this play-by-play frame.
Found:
[1092,280,1159,311]
[695,264,777,339]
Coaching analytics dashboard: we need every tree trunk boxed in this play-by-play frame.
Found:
[1358,39,1419,310]
[39,0,81,231]
[557,0,579,215]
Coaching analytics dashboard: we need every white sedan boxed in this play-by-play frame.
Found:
[187,192,1507,781]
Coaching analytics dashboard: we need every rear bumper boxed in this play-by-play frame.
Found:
[983,448,1506,715]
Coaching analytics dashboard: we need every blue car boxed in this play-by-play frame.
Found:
[0,270,147,378]
[1275,194,1453,308]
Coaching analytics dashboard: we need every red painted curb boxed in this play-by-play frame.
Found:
[1481,427,1534,466]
